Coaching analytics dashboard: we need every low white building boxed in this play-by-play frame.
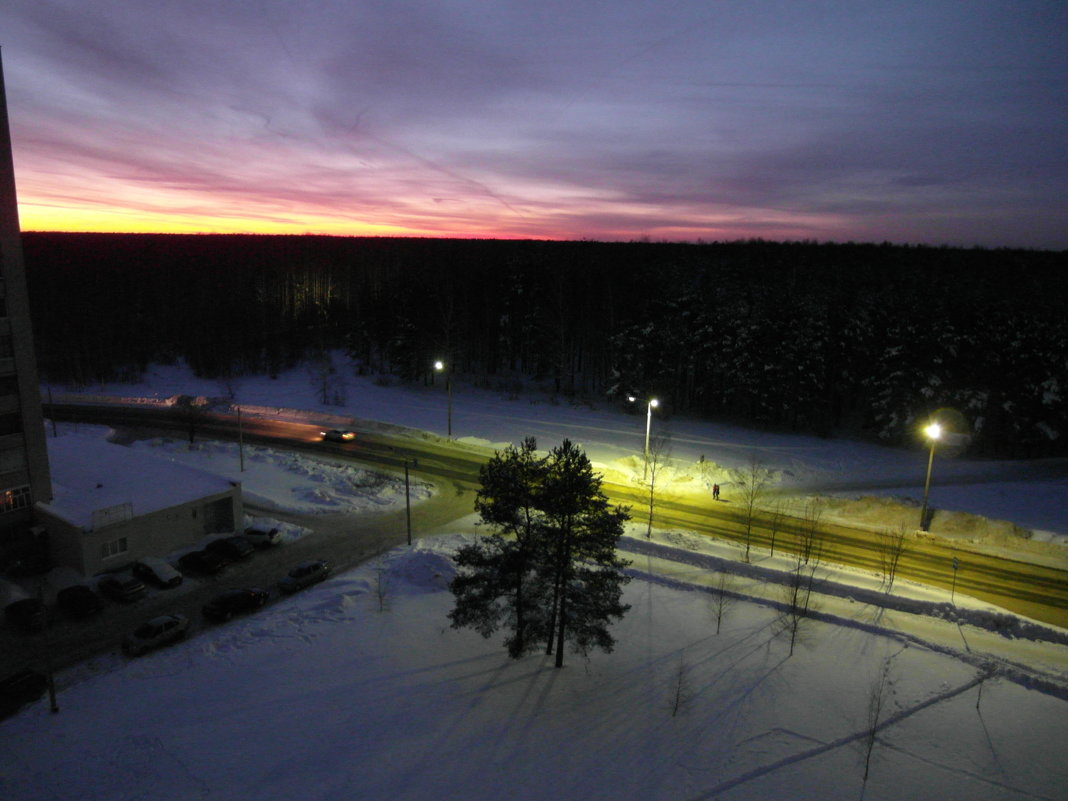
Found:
[36,437,242,576]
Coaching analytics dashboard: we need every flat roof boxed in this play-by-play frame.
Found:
[39,436,235,530]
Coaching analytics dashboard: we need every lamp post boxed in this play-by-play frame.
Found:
[628,396,659,481]
[434,360,452,437]
[919,421,942,532]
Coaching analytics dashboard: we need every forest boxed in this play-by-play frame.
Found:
[20,233,1068,458]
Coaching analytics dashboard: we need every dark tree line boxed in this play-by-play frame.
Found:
[21,232,1068,457]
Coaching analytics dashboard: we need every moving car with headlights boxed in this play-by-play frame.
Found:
[122,614,190,656]
[202,587,270,622]
[278,559,330,594]
[321,429,355,442]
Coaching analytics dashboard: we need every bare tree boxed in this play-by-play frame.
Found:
[862,657,893,786]
[708,571,737,635]
[797,496,825,567]
[766,499,787,558]
[728,453,774,562]
[374,566,391,612]
[641,431,672,539]
[668,652,694,718]
[779,550,820,657]
[878,526,910,594]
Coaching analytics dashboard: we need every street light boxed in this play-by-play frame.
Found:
[434,360,452,437]
[919,421,942,531]
[628,396,659,481]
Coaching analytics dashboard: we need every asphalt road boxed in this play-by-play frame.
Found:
[5,402,1066,686]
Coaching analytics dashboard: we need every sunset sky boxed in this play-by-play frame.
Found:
[2,1,1066,248]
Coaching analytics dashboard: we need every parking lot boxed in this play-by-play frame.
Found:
[0,496,450,681]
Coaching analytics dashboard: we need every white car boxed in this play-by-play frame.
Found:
[132,557,183,589]
[243,527,282,548]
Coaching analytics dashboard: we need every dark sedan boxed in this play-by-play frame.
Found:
[178,549,227,576]
[57,584,104,619]
[205,536,255,563]
[97,574,147,603]
[4,598,45,633]
[202,587,270,622]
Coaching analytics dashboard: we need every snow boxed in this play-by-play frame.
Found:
[41,433,236,527]
[2,358,1065,800]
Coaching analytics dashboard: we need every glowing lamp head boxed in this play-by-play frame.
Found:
[650,399,659,408]
[434,360,444,371]
[925,422,942,441]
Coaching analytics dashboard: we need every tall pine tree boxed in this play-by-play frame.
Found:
[449,438,631,667]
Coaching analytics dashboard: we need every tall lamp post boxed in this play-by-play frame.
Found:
[434,360,452,438]
[919,421,942,531]
[628,396,659,481]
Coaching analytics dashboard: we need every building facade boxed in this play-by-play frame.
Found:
[0,49,54,566]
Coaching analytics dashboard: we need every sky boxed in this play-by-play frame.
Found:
[2,0,1067,248]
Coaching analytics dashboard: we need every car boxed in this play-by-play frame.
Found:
[56,584,104,619]
[97,573,147,603]
[206,536,255,563]
[178,549,227,575]
[202,587,270,622]
[132,557,183,588]
[321,429,355,443]
[1,552,52,577]
[0,670,47,718]
[122,614,190,657]
[4,598,45,632]
[278,559,330,594]
[242,527,282,548]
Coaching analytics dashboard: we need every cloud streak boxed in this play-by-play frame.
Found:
[2,0,1067,246]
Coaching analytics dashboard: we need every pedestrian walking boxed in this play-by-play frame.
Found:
[712,483,720,500]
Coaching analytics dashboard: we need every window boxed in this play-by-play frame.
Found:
[101,537,128,559]
[0,413,22,436]
[0,484,31,513]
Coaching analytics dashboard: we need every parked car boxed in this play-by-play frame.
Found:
[4,598,45,632]
[178,549,227,575]
[0,552,52,577]
[205,536,255,563]
[279,559,330,594]
[132,557,183,589]
[122,614,190,657]
[97,573,147,603]
[243,527,282,548]
[0,670,47,718]
[56,584,104,619]
[202,587,270,622]
[321,429,355,442]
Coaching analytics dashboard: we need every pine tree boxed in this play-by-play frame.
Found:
[448,438,631,667]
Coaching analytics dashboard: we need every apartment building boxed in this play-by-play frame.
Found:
[0,49,53,566]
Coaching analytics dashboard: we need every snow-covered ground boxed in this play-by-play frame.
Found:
[2,358,1064,800]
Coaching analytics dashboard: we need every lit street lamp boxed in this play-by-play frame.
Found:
[919,421,942,531]
[628,396,659,481]
[434,360,452,437]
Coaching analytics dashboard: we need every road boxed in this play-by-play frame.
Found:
[4,402,1066,682]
